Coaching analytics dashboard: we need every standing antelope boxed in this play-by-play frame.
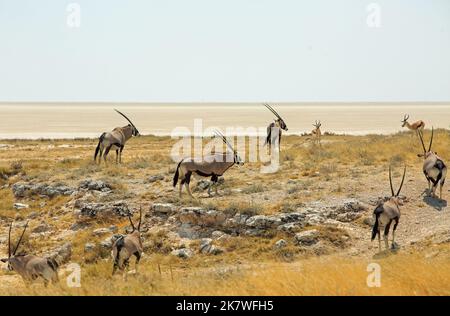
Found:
[371,166,406,252]
[1,222,59,286]
[311,120,322,145]
[401,114,425,136]
[94,109,140,164]
[417,128,447,199]
[264,103,288,151]
[173,130,244,198]
[112,208,144,276]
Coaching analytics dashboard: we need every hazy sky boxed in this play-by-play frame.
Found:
[0,0,449,102]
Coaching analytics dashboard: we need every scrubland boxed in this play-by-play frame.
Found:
[0,130,449,295]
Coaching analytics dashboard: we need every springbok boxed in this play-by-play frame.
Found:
[112,207,144,276]
[94,109,140,164]
[311,120,322,145]
[401,114,425,136]
[417,128,447,199]
[1,221,59,286]
[264,103,288,151]
[371,166,406,252]
[173,130,244,198]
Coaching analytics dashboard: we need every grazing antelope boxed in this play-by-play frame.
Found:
[173,130,244,198]
[311,120,322,145]
[94,109,140,164]
[1,222,59,286]
[417,128,447,199]
[371,166,406,252]
[112,208,144,276]
[401,114,425,136]
[264,103,288,151]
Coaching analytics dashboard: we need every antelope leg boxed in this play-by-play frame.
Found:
[378,232,381,252]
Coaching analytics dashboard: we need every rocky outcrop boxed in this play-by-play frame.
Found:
[78,179,112,192]
[171,248,194,259]
[199,238,224,255]
[178,207,227,227]
[12,182,75,198]
[295,230,320,246]
[77,201,131,217]
[151,203,177,215]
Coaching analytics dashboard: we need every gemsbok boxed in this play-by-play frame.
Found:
[94,109,140,164]
[401,114,425,136]
[1,221,59,286]
[112,207,144,276]
[173,130,244,198]
[311,120,322,145]
[371,166,406,252]
[264,103,288,151]
[417,128,447,199]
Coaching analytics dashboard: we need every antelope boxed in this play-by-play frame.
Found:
[264,103,288,151]
[417,128,447,199]
[94,109,140,164]
[311,120,322,145]
[173,130,244,198]
[371,166,406,252]
[401,114,425,136]
[1,221,59,286]
[112,207,144,276]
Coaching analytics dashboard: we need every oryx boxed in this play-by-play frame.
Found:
[371,166,406,252]
[311,120,322,145]
[263,103,288,151]
[1,221,59,286]
[94,109,140,164]
[401,114,425,136]
[112,207,144,276]
[417,128,447,199]
[173,130,244,198]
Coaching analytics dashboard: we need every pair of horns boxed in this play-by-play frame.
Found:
[128,207,143,232]
[263,103,284,122]
[115,109,138,131]
[389,165,406,197]
[8,221,29,258]
[214,129,236,153]
[313,120,321,127]
[418,127,434,154]
[402,114,410,122]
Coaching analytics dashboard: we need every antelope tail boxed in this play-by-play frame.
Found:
[47,258,59,272]
[94,132,106,161]
[173,160,183,187]
[265,125,272,146]
[371,205,383,241]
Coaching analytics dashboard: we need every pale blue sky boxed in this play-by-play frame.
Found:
[0,0,449,102]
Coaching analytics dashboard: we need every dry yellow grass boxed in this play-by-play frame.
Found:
[2,246,450,296]
[1,130,450,295]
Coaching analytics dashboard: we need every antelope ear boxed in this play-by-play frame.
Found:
[0,258,7,263]
[417,154,423,157]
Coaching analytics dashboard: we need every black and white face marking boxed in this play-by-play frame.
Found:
[234,152,244,166]
[280,120,288,131]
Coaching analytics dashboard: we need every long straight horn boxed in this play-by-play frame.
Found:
[428,127,434,152]
[396,165,407,197]
[418,129,427,153]
[214,130,235,153]
[389,166,395,197]
[137,206,142,231]
[8,222,12,258]
[128,212,136,231]
[263,103,282,120]
[12,221,28,256]
[114,109,137,130]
